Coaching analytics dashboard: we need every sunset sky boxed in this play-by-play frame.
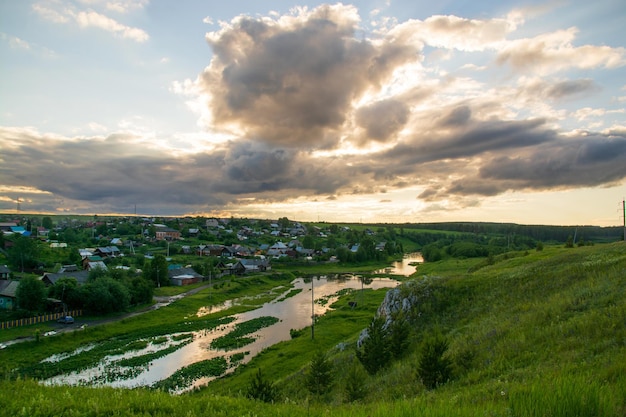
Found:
[1,0,625,226]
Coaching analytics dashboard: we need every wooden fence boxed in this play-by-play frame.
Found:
[0,310,83,330]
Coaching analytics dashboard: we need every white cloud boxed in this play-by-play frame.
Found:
[497,27,626,74]
[0,32,31,49]
[33,1,149,42]
[74,10,149,42]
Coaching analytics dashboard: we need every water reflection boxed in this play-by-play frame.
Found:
[43,275,398,392]
[374,252,423,276]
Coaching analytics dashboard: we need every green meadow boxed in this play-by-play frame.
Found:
[1,243,625,416]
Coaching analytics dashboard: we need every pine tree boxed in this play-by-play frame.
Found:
[246,368,277,403]
[356,316,390,375]
[306,350,333,396]
[417,333,452,389]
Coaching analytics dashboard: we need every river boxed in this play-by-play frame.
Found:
[43,255,421,391]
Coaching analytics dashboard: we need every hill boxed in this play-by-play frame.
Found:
[1,242,625,416]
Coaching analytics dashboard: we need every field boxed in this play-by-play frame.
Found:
[1,242,625,416]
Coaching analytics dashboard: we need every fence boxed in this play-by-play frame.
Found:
[0,309,83,330]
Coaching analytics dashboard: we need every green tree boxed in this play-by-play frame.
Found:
[343,360,368,403]
[81,277,130,314]
[144,255,169,287]
[88,266,108,281]
[42,217,53,230]
[246,368,277,403]
[8,235,39,271]
[306,350,334,396]
[388,316,411,359]
[16,276,46,313]
[48,277,83,310]
[356,316,390,375]
[278,217,290,230]
[128,277,154,305]
[302,234,315,250]
[417,333,452,389]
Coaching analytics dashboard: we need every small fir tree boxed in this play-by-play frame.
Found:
[306,350,334,396]
[356,316,391,375]
[246,368,277,403]
[417,332,452,389]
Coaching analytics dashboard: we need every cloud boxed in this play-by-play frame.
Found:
[3,3,626,216]
[33,1,149,42]
[497,28,626,74]
[355,99,409,142]
[518,77,599,101]
[198,4,419,148]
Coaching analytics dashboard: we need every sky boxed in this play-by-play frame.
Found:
[1,0,625,226]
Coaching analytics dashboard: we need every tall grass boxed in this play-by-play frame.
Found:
[1,243,625,416]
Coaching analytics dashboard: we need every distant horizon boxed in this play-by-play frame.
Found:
[2,210,624,229]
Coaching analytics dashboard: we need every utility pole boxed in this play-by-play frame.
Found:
[623,199,625,242]
[311,278,315,340]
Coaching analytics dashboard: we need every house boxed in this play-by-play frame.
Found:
[82,256,105,270]
[168,267,203,286]
[87,261,108,271]
[0,280,19,310]
[41,270,90,287]
[94,246,121,258]
[216,261,244,276]
[0,222,17,233]
[237,258,271,273]
[110,238,123,246]
[155,227,181,241]
[0,265,10,280]
[206,218,219,228]
[188,228,200,237]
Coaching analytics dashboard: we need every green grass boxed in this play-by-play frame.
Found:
[1,243,625,416]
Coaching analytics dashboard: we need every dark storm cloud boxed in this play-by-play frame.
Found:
[479,133,626,187]
[380,117,555,168]
[201,4,418,148]
[418,131,626,201]
[355,99,410,141]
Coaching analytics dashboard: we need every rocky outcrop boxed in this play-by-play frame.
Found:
[357,277,437,347]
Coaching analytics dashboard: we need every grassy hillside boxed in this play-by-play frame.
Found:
[2,242,625,416]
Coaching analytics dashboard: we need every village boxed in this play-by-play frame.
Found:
[0,215,396,314]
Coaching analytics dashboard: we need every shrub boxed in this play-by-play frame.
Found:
[306,350,333,396]
[246,368,278,403]
[417,332,452,389]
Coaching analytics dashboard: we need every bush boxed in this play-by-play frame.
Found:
[306,351,333,396]
[246,368,278,403]
[343,360,368,403]
[417,332,452,389]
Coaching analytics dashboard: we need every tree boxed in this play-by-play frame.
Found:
[8,235,39,271]
[42,217,53,230]
[306,350,334,396]
[128,277,154,305]
[16,276,46,313]
[88,266,108,281]
[388,316,411,359]
[343,361,368,403]
[81,277,130,314]
[302,234,315,250]
[356,316,391,375]
[246,368,277,403]
[417,333,452,389]
[144,255,169,287]
[48,277,83,310]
